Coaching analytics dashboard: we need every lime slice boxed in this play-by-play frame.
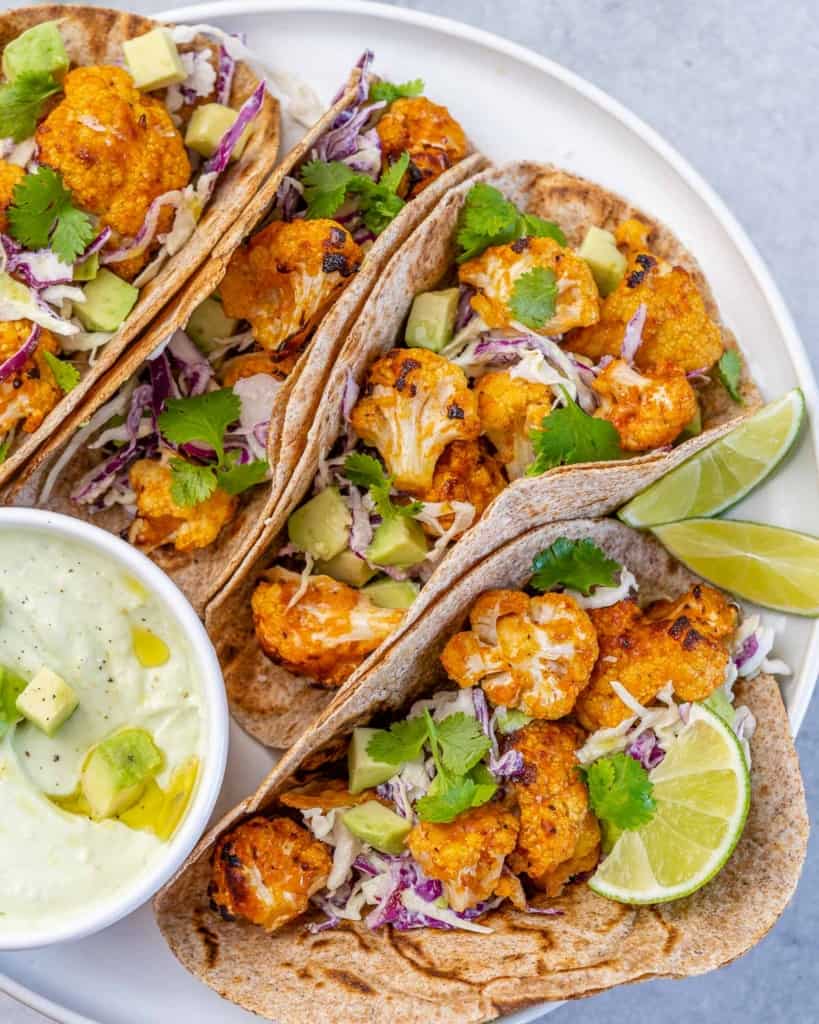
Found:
[652,518,819,616]
[619,389,805,527]
[589,704,750,904]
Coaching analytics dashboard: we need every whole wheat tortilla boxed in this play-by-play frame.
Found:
[0,5,280,489]
[5,61,486,613]
[154,519,808,1024]
[207,162,761,746]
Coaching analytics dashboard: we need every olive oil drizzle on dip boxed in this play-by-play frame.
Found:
[0,530,205,937]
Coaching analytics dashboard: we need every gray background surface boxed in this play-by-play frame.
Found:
[1,1,816,1022]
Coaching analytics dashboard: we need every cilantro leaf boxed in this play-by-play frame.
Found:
[716,349,743,404]
[158,389,240,464]
[582,753,656,830]
[42,351,79,393]
[494,708,532,735]
[366,715,429,765]
[216,453,269,496]
[0,71,61,142]
[455,183,567,262]
[530,537,622,596]
[509,266,558,329]
[436,712,491,775]
[169,458,217,507]
[343,451,422,520]
[369,77,424,104]
[0,666,27,740]
[377,151,410,196]
[8,167,95,264]
[468,762,499,804]
[0,439,9,465]
[520,213,567,246]
[301,159,355,219]
[301,153,409,234]
[416,774,479,823]
[527,388,625,475]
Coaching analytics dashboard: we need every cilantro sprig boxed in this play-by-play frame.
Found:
[301,152,410,235]
[455,183,566,263]
[509,266,558,329]
[530,537,622,596]
[8,167,95,264]
[343,451,422,519]
[715,349,743,404]
[581,753,656,830]
[369,77,424,104]
[42,351,79,393]
[0,71,61,142]
[527,387,625,476]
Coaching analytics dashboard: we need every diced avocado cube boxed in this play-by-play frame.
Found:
[2,21,69,83]
[315,548,377,588]
[73,252,99,283]
[16,667,78,737]
[677,405,702,441]
[185,103,250,162]
[0,665,28,738]
[348,727,398,794]
[186,296,239,352]
[405,288,460,352]
[362,578,419,610]
[578,226,627,297]
[122,28,186,92]
[342,800,412,855]
[287,487,351,562]
[81,728,163,820]
[75,270,139,333]
[366,517,428,568]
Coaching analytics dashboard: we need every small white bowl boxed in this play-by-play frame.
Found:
[0,508,229,950]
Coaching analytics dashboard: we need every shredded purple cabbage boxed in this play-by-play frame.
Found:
[364,857,453,932]
[620,302,647,363]
[626,728,665,771]
[214,45,236,105]
[455,284,476,331]
[0,323,40,382]
[734,633,759,670]
[472,689,526,781]
[204,81,266,175]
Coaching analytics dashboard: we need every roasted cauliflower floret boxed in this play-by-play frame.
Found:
[592,358,698,451]
[208,816,331,931]
[127,459,238,552]
[349,348,480,492]
[440,590,598,719]
[459,236,599,336]
[221,219,362,364]
[508,721,600,896]
[36,66,190,279]
[251,568,404,687]
[419,439,506,532]
[219,351,288,387]
[0,160,24,233]
[407,803,519,912]
[0,323,62,436]
[565,219,723,373]
[279,777,374,811]
[375,96,468,198]
[575,588,737,731]
[474,370,553,480]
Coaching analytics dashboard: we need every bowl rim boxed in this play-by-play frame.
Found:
[0,507,229,951]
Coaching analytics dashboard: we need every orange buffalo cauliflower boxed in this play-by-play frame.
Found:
[0,323,62,436]
[0,160,24,232]
[592,358,698,451]
[128,459,238,552]
[575,586,738,731]
[474,370,554,480]
[565,219,723,373]
[459,236,599,336]
[349,348,480,492]
[420,439,506,531]
[440,590,598,719]
[251,568,405,687]
[208,816,331,931]
[219,351,288,387]
[36,66,190,279]
[279,777,374,811]
[376,96,468,198]
[407,803,519,912]
[220,219,362,364]
[508,721,600,896]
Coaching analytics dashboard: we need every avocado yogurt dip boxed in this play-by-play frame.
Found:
[0,527,206,938]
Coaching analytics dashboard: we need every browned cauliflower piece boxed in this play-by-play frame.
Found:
[508,721,600,896]
[251,568,405,687]
[407,802,519,912]
[474,370,553,480]
[219,351,288,387]
[128,459,238,552]
[349,348,480,492]
[575,587,738,731]
[459,236,600,335]
[0,160,24,233]
[440,589,598,719]
[592,358,698,451]
[375,96,468,198]
[419,439,506,533]
[0,323,62,436]
[36,66,191,279]
[220,219,362,366]
[208,816,331,931]
[565,218,723,373]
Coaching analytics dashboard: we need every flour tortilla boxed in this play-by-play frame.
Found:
[0,4,280,488]
[155,519,808,1024]
[208,162,761,745]
[5,61,486,613]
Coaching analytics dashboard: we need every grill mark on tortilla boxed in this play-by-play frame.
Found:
[193,909,220,969]
[325,968,376,995]
[385,930,484,986]
[649,907,681,955]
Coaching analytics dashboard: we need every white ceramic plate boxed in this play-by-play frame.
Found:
[2,2,817,1022]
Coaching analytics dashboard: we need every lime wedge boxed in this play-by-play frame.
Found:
[652,519,819,616]
[589,704,750,904]
[619,389,805,527]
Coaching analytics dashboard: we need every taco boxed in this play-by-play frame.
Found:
[0,5,281,487]
[154,519,807,1024]
[204,161,761,745]
[6,51,485,612]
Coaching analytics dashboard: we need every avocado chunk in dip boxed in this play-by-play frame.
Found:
[0,530,205,939]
